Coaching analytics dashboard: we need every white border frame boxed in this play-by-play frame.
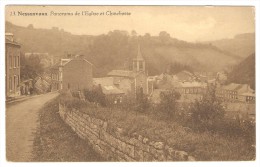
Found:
[0,1,259,167]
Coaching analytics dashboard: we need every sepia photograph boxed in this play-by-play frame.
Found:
[4,5,256,162]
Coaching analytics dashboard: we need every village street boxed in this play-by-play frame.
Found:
[6,92,59,162]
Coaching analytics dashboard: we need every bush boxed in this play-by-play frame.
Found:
[83,86,106,107]
[158,90,181,119]
[189,87,225,131]
[135,95,150,113]
[59,92,88,110]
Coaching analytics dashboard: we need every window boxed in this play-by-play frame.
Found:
[13,76,16,92]
[14,56,16,67]
[9,56,12,68]
[139,61,143,70]
[133,61,137,69]
[194,88,198,94]
[17,56,20,67]
[9,78,12,91]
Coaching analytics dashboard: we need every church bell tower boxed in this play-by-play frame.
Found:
[133,44,145,72]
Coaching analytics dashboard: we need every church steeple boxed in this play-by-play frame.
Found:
[133,44,145,72]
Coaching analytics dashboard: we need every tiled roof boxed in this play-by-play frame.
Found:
[223,83,245,91]
[108,70,132,77]
[5,38,20,46]
[101,85,125,95]
[179,81,207,88]
[93,77,125,95]
[61,57,93,67]
[107,70,144,78]
[93,77,114,86]
[175,70,195,81]
[222,83,254,95]
[239,92,255,97]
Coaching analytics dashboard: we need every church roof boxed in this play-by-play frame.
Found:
[107,70,145,78]
[133,44,144,61]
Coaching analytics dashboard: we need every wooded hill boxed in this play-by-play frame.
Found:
[204,33,255,59]
[227,53,255,89]
[6,21,244,77]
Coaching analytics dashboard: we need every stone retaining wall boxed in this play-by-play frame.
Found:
[59,104,195,161]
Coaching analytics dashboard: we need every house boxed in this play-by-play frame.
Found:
[93,77,125,105]
[175,71,197,82]
[49,55,93,92]
[176,81,207,102]
[61,55,93,91]
[5,33,21,98]
[194,71,216,81]
[50,62,61,91]
[107,45,149,98]
[216,83,254,102]
[34,75,51,94]
[238,92,255,103]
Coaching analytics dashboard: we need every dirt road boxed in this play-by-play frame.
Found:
[6,92,59,162]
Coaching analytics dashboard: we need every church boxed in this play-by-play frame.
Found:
[107,45,149,98]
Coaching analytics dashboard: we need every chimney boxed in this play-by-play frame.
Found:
[77,55,85,59]
[67,54,72,59]
[5,33,14,42]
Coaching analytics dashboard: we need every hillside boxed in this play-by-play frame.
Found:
[6,21,242,77]
[5,21,94,61]
[227,53,255,89]
[204,33,255,58]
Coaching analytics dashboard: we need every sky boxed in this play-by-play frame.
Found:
[5,6,255,42]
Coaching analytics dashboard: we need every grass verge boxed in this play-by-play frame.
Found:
[32,97,105,162]
[76,102,255,161]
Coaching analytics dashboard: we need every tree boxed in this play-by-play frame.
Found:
[144,33,151,38]
[159,31,170,39]
[159,31,171,45]
[134,87,148,112]
[189,86,225,130]
[83,86,106,107]
[20,53,44,80]
[27,24,34,29]
[131,30,137,37]
[159,90,180,119]
[167,62,193,75]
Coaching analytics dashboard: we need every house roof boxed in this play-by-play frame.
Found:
[5,38,21,46]
[239,92,255,97]
[101,85,125,95]
[175,70,195,81]
[93,77,125,95]
[223,83,249,91]
[222,83,254,94]
[93,77,114,86]
[108,70,132,77]
[107,70,144,78]
[222,83,241,90]
[61,57,93,67]
[179,81,207,88]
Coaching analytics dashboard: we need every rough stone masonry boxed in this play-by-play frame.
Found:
[59,104,196,161]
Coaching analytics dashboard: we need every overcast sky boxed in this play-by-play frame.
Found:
[5,6,255,42]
